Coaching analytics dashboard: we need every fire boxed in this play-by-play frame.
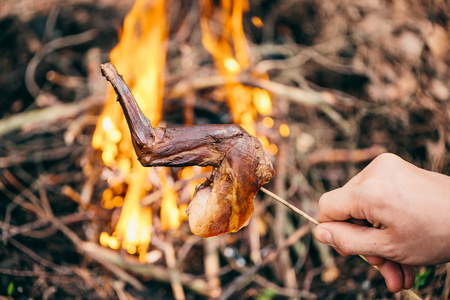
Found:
[279,123,290,137]
[199,0,274,141]
[94,0,173,261]
[251,16,264,28]
[94,0,279,260]
[159,170,180,231]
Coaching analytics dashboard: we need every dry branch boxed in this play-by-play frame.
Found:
[0,212,92,240]
[272,120,297,289]
[166,74,351,134]
[25,29,98,98]
[9,238,71,274]
[81,242,215,297]
[0,96,103,139]
[219,224,312,300]
[307,145,388,165]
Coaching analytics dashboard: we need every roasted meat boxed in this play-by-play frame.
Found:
[101,62,275,237]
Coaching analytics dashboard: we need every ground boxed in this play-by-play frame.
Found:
[0,0,449,299]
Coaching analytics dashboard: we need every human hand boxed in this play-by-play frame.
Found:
[314,153,450,293]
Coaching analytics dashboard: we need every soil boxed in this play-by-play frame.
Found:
[0,0,449,299]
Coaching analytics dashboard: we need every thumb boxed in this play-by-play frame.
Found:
[314,222,383,257]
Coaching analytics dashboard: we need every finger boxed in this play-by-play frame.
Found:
[349,218,372,226]
[318,188,352,222]
[314,222,386,257]
[358,257,415,292]
[318,155,400,224]
[401,264,415,289]
[318,187,369,223]
[364,255,385,266]
[377,260,405,293]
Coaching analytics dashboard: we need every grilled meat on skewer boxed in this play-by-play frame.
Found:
[100,62,274,237]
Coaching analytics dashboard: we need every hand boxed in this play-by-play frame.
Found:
[314,153,450,293]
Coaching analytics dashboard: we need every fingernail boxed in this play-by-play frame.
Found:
[316,227,334,246]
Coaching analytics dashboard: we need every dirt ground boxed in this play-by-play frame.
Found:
[0,0,449,299]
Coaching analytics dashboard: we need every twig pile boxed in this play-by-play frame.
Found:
[0,0,448,299]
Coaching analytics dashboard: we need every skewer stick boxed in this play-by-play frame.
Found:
[260,187,319,225]
[260,187,422,300]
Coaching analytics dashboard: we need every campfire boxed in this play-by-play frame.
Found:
[92,0,279,262]
[0,0,448,298]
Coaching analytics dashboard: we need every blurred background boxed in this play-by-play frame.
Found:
[0,0,449,299]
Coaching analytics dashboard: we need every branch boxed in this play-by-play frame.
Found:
[166,74,351,135]
[0,96,102,139]
[25,29,98,98]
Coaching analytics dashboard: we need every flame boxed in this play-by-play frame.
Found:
[251,16,263,28]
[262,116,274,128]
[116,166,152,257]
[279,123,290,137]
[159,170,181,231]
[178,166,195,180]
[199,0,273,141]
[94,0,170,259]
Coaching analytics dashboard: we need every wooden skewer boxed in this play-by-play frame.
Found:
[260,187,319,225]
[260,187,422,300]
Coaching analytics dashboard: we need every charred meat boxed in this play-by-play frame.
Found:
[100,62,274,237]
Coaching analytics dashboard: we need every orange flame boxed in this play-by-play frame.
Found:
[94,0,278,260]
[199,0,273,142]
[158,170,180,231]
[94,0,172,261]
